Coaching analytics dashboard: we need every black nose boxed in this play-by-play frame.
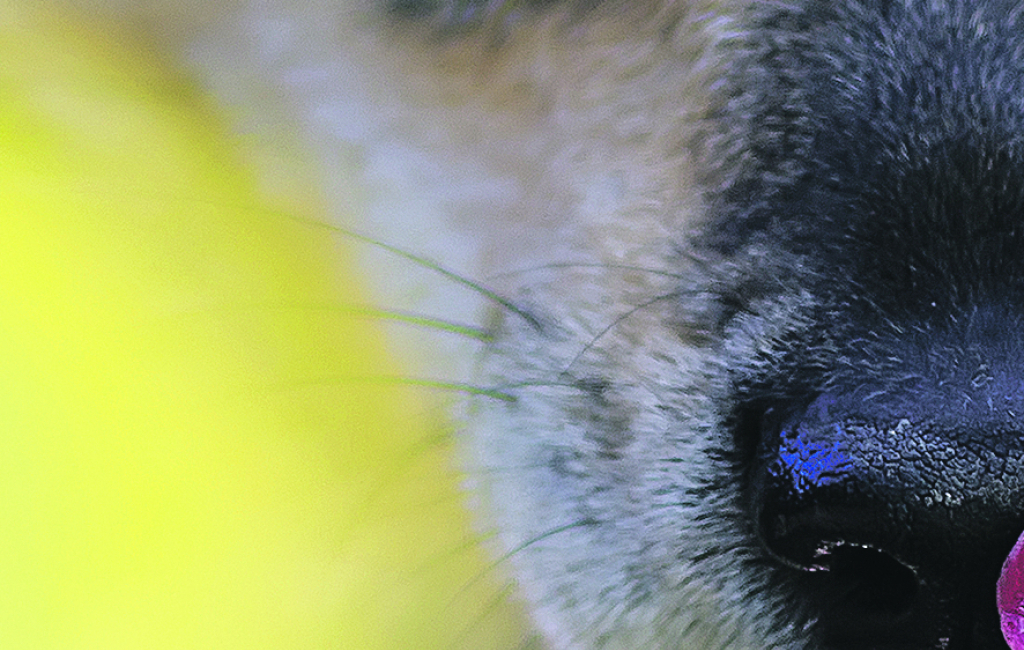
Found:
[753,393,1024,648]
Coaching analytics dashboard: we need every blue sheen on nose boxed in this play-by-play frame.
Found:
[775,424,850,495]
[770,393,853,498]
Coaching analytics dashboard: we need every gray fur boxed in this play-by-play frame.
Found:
[464,3,823,645]
[468,1,1024,648]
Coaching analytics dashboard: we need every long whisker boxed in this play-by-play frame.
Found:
[339,305,492,341]
[186,301,493,341]
[306,222,543,330]
[402,527,548,649]
[561,291,684,375]
[446,518,597,613]
[279,374,517,402]
[485,261,685,281]
[381,377,516,402]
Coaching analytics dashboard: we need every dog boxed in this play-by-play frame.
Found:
[65,1,1024,647]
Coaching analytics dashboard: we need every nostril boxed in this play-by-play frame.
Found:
[794,543,924,646]
[749,396,1024,646]
[822,544,918,622]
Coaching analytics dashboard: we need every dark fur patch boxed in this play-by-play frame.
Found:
[706,0,1024,321]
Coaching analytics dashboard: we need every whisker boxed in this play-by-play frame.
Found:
[487,517,597,567]
[341,305,492,341]
[177,301,493,341]
[279,375,518,402]
[446,579,548,650]
[397,524,548,649]
[306,222,543,330]
[561,291,684,375]
[446,518,597,615]
[484,261,685,282]
[385,377,517,402]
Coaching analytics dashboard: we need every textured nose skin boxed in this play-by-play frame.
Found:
[754,391,1024,647]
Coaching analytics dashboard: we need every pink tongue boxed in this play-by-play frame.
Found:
[999,530,1024,649]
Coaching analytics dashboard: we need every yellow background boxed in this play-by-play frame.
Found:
[0,3,531,647]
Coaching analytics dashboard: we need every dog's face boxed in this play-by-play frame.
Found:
[76,0,1024,646]
[463,1,1024,648]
